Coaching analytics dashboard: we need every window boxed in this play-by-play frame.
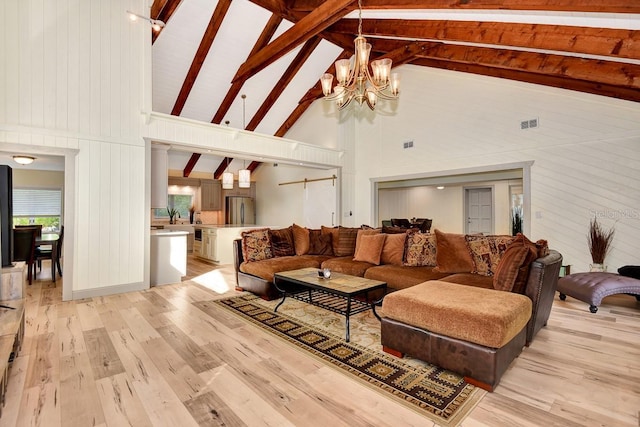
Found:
[153,194,193,219]
[13,188,62,232]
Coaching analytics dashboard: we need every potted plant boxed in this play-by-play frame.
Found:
[587,218,614,272]
[167,207,179,224]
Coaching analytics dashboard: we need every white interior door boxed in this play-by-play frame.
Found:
[466,187,493,234]
[303,179,337,228]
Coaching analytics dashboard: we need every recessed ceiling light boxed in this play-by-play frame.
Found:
[13,155,36,165]
[436,186,445,190]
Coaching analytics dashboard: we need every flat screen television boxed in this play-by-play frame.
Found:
[0,165,12,267]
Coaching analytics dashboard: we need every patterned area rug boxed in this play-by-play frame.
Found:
[208,294,485,426]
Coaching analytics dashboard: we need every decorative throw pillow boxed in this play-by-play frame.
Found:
[465,234,515,276]
[433,230,475,273]
[404,232,437,267]
[308,229,333,255]
[269,226,295,257]
[241,228,273,263]
[381,233,407,266]
[354,228,382,256]
[353,234,386,265]
[292,223,310,255]
[333,226,359,257]
[321,226,340,255]
[493,233,538,294]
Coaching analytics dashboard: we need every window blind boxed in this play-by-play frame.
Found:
[13,188,62,216]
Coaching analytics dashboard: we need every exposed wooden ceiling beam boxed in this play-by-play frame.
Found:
[183,153,201,177]
[288,0,640,13]
[330,19,640,60]
[212,14,283,124]
[411,57,640,103]
[412,42,640,90]
[171,0,232,116]
[232,0,356,83]
[213,157,234,179]
[246,37,322,131]
[151,0,183,44]
[247,161,262,172]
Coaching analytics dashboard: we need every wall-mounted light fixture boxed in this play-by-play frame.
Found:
[13,155,36,165]
[127,10,165,32]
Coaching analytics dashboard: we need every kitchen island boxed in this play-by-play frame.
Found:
[150,229,188,285]
[194,225,279,265]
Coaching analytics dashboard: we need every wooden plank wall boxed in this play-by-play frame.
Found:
[1,0,148,294]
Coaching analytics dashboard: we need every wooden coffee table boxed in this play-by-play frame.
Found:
[273,267,387,342]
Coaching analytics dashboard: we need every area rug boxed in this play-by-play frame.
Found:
[207,294,485,426]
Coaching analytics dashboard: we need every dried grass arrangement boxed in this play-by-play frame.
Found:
[587,218,614,264]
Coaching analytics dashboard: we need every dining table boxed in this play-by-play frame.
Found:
[36,232,60,282]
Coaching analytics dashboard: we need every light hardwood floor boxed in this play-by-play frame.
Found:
[2,256,639,426]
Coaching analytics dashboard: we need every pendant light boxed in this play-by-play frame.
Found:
[238,94,250,188]
[221,120,234,189]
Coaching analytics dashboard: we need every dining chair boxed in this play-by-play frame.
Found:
[35,226,64,282]
[12,228,37,285]
[381,220,392,227]
[415,218,433,233]
[391,218,412,228]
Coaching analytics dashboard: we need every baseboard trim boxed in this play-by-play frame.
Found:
[72,281,148,300]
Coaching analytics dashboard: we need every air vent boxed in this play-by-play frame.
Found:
[521,118,539,130]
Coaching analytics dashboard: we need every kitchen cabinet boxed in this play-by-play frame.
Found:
[201,179,222,211]
[200,228,217,262]
[223,182,256,198]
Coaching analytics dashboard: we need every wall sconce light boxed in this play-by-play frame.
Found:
[13,155,36,165]
[127,10,165,32]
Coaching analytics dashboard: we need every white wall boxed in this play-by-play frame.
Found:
[1,0,149,298]
[294,65,640,273]
[253,163,339,228]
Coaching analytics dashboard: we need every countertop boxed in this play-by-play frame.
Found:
[150,230,189,236]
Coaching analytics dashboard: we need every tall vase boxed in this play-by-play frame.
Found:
[589,263,606,272]
[189,212,194,224]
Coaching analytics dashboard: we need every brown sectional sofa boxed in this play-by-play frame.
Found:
[233,225,562,390]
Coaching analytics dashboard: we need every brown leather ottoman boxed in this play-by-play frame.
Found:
[381,281,532,391]
[558,272,640,313]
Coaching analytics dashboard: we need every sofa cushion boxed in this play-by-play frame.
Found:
[433,230,475,273]
[240,255,328,283]
[380,233,406,266]
[321,256,374,277]
[241,228,273,263]
[439,272,494,289]
[382,281,532,348]
[364,264,449,290]
[269,226,295,257]
[292,223,310,255]
[353,233,386,265]
[404,232,437,267]
[309,229,334,255]
[465,234,515,276]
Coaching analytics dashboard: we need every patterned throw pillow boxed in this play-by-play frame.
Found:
[334,227,359,257]
[241,228,273,263]
[269,226,295,257]
[404,232,437,267]
[465,234,515,276]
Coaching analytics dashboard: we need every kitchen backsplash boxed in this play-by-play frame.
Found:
[200,211,222,224]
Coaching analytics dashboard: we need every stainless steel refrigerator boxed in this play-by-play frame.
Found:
[225,196,255,225]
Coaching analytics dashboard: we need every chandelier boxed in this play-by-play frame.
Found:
[320,0,399,110]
